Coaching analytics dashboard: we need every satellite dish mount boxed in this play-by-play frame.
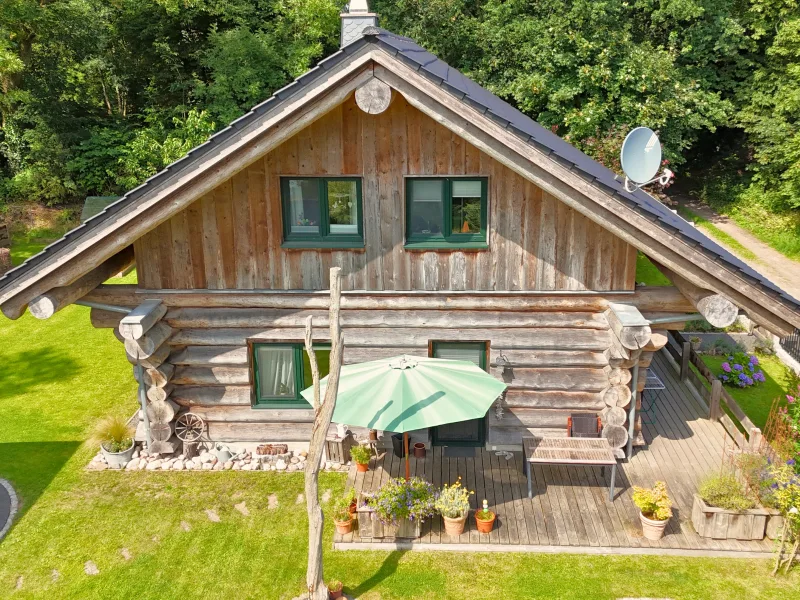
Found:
[619,127,674,192]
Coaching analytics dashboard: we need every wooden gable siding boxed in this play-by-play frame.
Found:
[134,95,637,291]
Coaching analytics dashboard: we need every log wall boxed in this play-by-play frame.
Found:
[133,95,637,292]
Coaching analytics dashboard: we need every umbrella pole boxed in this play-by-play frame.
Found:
[404,432,410,481]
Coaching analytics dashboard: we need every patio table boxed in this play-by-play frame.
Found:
[522,437,618,501]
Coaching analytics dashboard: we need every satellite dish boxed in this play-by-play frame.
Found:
[619,127,673,192]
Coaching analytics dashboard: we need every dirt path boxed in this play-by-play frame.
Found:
[675,195,800,300]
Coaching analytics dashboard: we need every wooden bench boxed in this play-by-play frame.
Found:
[522,436,618,501]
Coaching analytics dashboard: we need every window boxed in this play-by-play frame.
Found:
[251,343,330,408]
[406,177,488,248]
[281,177,363,247]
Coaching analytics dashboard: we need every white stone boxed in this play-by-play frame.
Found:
[223,461,233,470]
[276,459,287,471]
[125,460,139,471]
[299,450,308,457]
[184,461,195,470]
[177,454,185,460]
[138,458,148,469]
[213,462,223,471]
[290,456,300,464]
[250,462,260,471]
[287,463,298,472]
[325,461,333,470]
[161,462,171,470]
[173,460,185,471]
[298,455,307,462]
[131,450,140,459]
[331,461,342,470]
[146,461,162,471]
[232,463,242,471]
[199,452,214,464]
[201,463,213,470]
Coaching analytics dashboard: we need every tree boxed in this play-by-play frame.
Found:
[302,266,344,600]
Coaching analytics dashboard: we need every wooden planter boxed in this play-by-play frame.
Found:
[691,494,782,540]
[355,507,421,539]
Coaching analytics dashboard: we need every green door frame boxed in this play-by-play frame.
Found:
[429,340,489,447]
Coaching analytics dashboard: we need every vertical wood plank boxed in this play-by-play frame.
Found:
[169,211,193,289]
[249,163,270,288]
[201,193,224,289]
[214,179,237,288]
[232,170,255,289]
[185,200,207,289]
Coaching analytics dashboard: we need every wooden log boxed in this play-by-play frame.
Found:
[27,247,135,319]
[170,345,248,366]
[146,399,179,423]
[606,367,632,386]
[169,327,612,350]
[149,437,179,455]
[187,406,316,423]
[163,307,610,330]
[119,299,167,340]
[488,408,591,428]
[601,406,627,427]
[173,366,249,386]
[150,423,173,443]
[490,366,609,392]
[90,308,124,329]
[146,383,174,403]
[204,421,368,443]
[82,284,696,313]
[602,424,629,449]
[486,427,568,446]
[603,385,632,408]
[172,385,251,407]
[124,321,172,359]
[490,348,609,368]
[502,390,604,410]
[605,303,651,350]
[126,342,170,369]
[143,364,175,388]
[642,329,669,352]
[355,77,393,114]
[607,352,653,369]
[654,263,739,328]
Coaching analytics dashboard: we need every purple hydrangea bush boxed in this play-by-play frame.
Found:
[718,353,766,388]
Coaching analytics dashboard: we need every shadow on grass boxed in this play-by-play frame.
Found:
[349,550,406,597]
[0,441,81,541]
[0,347,79,400]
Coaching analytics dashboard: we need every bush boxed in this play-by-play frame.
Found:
[92,415,134,453]
[332,488,356,522]
[632,481,672,521]
[349,445,371,465]
[369,477,436,525]
[717,352,766,388]
[699,473,756,511]
[435,478,473,519]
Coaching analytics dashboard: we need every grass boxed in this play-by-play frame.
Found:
[676,206,759,262]
[635,253,671,286]
[699,353,792,431]
[1,238,799,598]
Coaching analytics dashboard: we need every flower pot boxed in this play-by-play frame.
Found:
[639,511,669,540]
[356,462,369,473]
[475,511,495,534]
[691,494,777,540]
[329,588,343,599]
[349,500,357,516]
[369,429,378,441]
[334,517,354,535]
[442,513,467,536]
[101,441,135,468]
[413,442,426,458]
[391,433,404,458]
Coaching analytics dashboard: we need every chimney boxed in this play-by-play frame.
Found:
[340,0,378,48]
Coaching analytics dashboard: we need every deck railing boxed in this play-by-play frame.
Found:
[665,330,762,451]
[781,328,800,364]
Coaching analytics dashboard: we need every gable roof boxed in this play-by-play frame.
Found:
[1,27,798,333]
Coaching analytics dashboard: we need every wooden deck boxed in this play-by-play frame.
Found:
[335,350,773,556]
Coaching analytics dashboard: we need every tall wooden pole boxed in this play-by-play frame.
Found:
[303,267,343,600]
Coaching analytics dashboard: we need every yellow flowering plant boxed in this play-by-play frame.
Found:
[435,477,474,519]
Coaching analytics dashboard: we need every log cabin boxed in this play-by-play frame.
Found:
[2,2,799,457]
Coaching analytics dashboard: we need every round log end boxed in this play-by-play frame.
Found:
[355,78,393,114]
[697,295,739,328]
[602,424,629,449]
[603,385,633,408]
[28,295,57,320]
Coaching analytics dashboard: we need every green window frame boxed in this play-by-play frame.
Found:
[281,177,364,248]
[250,342,330,408]
[405,177,488,249]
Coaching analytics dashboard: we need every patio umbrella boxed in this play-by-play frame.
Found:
[300,355,507,479]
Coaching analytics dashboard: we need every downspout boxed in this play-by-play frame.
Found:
[626,363,639,460]
[75,300,152,452]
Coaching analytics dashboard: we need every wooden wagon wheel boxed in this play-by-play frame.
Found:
[175,412,206,460]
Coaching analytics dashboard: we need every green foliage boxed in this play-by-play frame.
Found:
[699,473,757,511]
[632,481,673,521]
[91,414,134,453]
[349,444,372,465]
[435,477,473,518]
[368,477,436,524]
[332,487,356,522]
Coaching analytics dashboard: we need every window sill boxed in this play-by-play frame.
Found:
[281,240,365,250]
[404,241,489,251]
[252,401,312,409]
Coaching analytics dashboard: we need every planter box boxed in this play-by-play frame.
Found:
[355,507,421,539]
[691,494,782,540]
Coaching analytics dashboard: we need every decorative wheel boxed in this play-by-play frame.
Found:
[175,412,205,443]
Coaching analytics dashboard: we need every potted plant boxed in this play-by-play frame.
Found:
[632,481,672,540]
[350,445,372,472]
[327,579,343,599]
[369,477,436,538]
[692,472,774,540]
[332,489,357,535]
[690,336,702,351]
[92,415,135,468]
[436,477,473,536]
[474,499,496,533]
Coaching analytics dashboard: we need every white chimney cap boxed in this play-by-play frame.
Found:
[341,0,378,47]
[348,0,370,13]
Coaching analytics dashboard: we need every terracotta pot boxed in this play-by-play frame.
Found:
[334,517,354,535]
[349,500,357,516]
[442,513,468,536]
[356,462,369,473]
[639,511,668,541]
[329,587,343,599]
[413,442,426,458]
[475,511,496,534]
[369,429,378,441]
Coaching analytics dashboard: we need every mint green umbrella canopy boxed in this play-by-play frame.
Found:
[300,355,507,433]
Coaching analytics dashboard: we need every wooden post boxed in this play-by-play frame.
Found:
[709,380,722,421]
[748,428,763,453]
[304,267,343,600]
[680,341,691,382]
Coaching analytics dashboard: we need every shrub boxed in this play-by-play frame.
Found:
[349,445,371,465]
[632,481,673,521]
[717,352,766,388]
[369,477,436,525]
[435,477,473,518]
[332,488,356,522]
[699,473,756,511]
[92,415,134,453]
[327,579,342,592]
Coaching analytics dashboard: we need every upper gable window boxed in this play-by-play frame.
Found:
[405,177,488,249]
[281,177,363,248]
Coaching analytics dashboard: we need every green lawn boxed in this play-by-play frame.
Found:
[700,354,791,431]
[1,239,799,598]
[635,253,671,286]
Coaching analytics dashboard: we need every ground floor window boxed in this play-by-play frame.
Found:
[250,342,330,408]
[429,341,489,446]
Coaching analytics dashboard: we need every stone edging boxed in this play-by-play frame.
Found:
[0,478,19,541]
